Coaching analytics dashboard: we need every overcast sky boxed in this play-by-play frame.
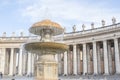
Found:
[0,0,120,36]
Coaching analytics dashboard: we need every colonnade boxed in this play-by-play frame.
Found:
[57,38,120,75]
[1,38,120,76]
[1,47,35,76]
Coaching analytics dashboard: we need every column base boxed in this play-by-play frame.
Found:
[83,73,87,75]
[93,73,98,75]
[73,74,77,76]
[104,73,109,75]
[9,74,14,76]
[17,74,23,76]
[63,74,67,76]
[115,72,120,75]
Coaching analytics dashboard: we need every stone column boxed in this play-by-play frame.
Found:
[16,52,19,74]
[31,54,34,75]
[114,38,120,74]
[5,49,9,75]
[97,44,101,74]
[67,50,71,75]
[73,44,77,75]
[77,47,81,74]
[103,40,109,75]
[101,48,104,74]
[13,49,17,75]
[58,54,62,75]
[93,42,98,75]
[2,48,6,74]
[9,48,14,76]
[18,48,23,75]
[27,52,32,76]
[22,52,27,75]
[64,51,67,75]
[87,44,90,74]
[108,42,112,74]
[83,43,87,75]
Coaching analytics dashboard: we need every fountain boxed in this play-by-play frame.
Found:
[25,19,68,80]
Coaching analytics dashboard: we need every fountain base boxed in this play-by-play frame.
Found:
[35,55,58,80]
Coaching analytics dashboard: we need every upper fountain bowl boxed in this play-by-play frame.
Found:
[29,19,64,36]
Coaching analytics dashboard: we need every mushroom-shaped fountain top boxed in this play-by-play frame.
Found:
[29,19,64,36]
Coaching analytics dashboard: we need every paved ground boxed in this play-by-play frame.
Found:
[1,76,34,80]
[1,74,120,80]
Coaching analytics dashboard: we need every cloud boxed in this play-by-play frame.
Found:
[21,0,120,32]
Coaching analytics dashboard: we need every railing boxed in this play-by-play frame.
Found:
[64,23,120,37]
[0,23,120,41]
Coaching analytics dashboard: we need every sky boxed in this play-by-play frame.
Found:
[0,0,120,36]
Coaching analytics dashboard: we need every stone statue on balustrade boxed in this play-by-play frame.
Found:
[101,20,105,26]
[82,24,85,31]
[12,32,15,37]
[64,27,66,33]
[2,32,6,37]
[72,25,76,32]
[20,32,23,37]
[91,22,94,29]
[112,17,116,24]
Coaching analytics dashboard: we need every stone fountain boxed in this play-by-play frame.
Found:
[25,19,68,80]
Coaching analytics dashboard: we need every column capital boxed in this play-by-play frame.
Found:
[92,41,96,44]
[72,44,77,46]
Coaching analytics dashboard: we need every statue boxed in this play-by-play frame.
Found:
[72,25,76,32]
[12,32,15,37]
[2,32,6,37]
[20,32,23,37]
[101,20,105,26]
[112,17,116,24]
[91,22,94,29]
[82,24,85,31]
[64,27,66,33]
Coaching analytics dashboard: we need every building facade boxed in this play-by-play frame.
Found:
[0,22,120,76]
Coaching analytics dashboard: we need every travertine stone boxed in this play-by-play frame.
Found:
[103,40,109,75]
[93,42,98,74]
[114,38,120,74]
[64,51,67,75]
[73,44,77,75]
[83,43,87,75]
[9,48,14,76]
[36,55,58,80]
[18,47,23,75]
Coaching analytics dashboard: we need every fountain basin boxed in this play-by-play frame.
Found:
[25,42,68,54]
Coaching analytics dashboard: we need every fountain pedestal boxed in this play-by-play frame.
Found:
[36,61,58,80]
[36,54,58,80]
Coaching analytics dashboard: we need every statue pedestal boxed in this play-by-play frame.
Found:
[35,55,58,80]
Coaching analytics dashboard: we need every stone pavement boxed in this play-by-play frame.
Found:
[59,74,120,80]
[1,74,120,80]
[1,76,34,80]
